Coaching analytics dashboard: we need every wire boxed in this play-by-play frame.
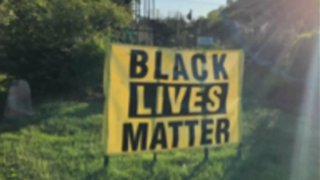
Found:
[158,0,225,6]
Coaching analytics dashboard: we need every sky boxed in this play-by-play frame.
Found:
[155,0,226,19]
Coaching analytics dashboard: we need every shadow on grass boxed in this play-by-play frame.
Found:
[84,168,108,180]
[222,106,299,180]
[63,101,103,118]
[0,100,103,134]
[84,158,157,180]
[183,161,208,180]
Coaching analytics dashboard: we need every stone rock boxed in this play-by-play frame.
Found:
[4,80,33,118]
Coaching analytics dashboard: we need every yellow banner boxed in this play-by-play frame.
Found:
[104,44,244,155]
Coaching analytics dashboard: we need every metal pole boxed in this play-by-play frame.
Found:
[138,0,141,19]
[148,0,151,19]
[104,155,109,167]
[152,0,155,19]
[153,153,157,164]
[204,148,209,161]
[146,0,148,19]
[143,0,146,18]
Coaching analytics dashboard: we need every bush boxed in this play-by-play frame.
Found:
[0,0,131,96]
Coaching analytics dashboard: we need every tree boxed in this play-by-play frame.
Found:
[221,0,319,110]
[0,0,132,95]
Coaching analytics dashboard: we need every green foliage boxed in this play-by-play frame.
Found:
[0,74,6,92]
[0,0,16,26]
[0,75,7,118]
[207,9,222,24]
[0,0,131,95]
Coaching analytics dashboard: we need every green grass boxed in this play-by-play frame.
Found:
[0,100,298,180]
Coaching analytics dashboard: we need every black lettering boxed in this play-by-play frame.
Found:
[130,50,148,78]
[168,121,183,148]
[212,54,228,80]
[201,119,213,145]
[122,123,148,151]
[173,54,189,80]
[192,54,208,81]
[150,122,167,150]
[129,83,157,117]
[185,120,198,147]
[216,118,230,144]
[154,51,168,80]
[129,83,228,118]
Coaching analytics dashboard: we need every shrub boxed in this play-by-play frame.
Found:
[0,0,131,96]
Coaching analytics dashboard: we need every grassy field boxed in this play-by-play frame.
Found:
[0,99,299,180]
